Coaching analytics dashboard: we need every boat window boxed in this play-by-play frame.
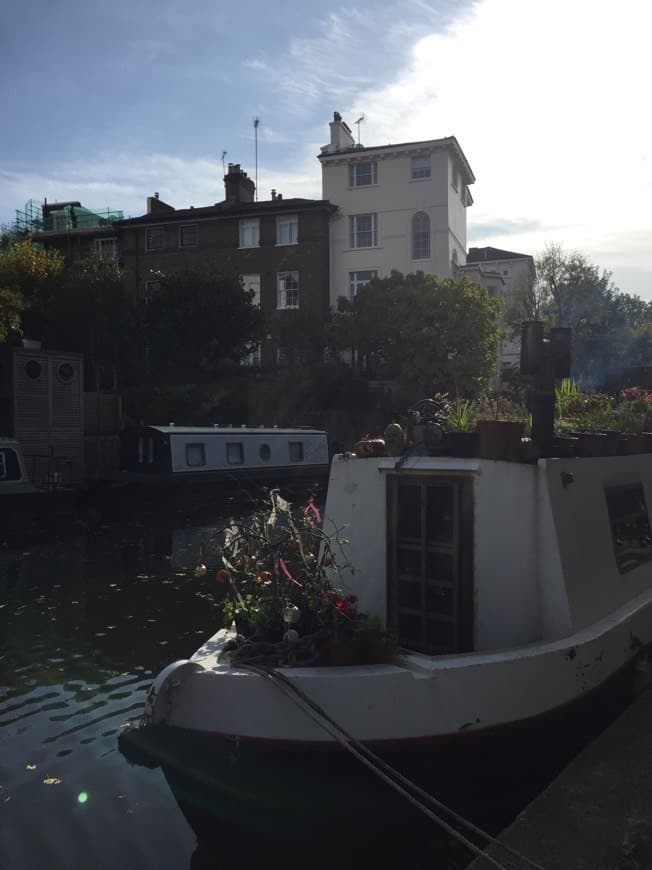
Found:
[186,443,206,467]
[289,441,304,462]
[226,442,244,465]
[605,482,652,574]
[25,360,42,380]
[259,444,271,462]
[0,449,21,481]
[137,436,144,464]
[147,437,154,463]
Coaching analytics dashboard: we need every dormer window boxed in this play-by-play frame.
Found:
[349,162,377,187]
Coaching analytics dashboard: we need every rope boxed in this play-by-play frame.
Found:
[244,664,546,870]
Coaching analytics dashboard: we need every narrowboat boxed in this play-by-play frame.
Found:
[119,327,652,849]
[119,425,330,487]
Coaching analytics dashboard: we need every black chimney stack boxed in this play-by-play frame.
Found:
[520,322,571,456]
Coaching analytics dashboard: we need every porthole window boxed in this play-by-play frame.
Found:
[57,363,74,382]
[25,360,42,380]
[259,444,271,462]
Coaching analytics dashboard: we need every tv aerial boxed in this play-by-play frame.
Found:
[354,114,366,145]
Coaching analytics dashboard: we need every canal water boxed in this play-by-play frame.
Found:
[0,486,530,870]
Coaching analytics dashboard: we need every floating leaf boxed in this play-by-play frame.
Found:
[94,632,106,638]
[43,777,62,785]
[25,764,36,770]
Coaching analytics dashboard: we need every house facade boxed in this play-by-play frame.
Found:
[319,113,475,307]
[31,165,335,367]
[460,246,536,375]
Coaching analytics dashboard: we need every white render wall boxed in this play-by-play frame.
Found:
[321,145,471,307]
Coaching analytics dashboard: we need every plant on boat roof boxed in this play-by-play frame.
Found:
[475,392,528,425]
[215,492,396,666]
[444,398,477,432]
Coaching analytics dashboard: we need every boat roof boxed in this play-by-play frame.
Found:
[147,426,327,436]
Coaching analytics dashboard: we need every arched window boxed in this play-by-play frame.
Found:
[412,212,430,260]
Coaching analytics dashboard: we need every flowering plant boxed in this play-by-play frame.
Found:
[215,491,396,666]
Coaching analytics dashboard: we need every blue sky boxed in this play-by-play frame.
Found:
[2,0,651,297]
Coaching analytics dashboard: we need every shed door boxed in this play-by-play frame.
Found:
[387,475,474,655]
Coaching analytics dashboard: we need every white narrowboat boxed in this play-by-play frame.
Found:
[120,425,330,485]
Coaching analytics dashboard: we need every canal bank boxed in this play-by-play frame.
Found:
[469,682,652,869]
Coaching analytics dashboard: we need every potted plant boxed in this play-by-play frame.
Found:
[475,394,526,460]
[215,492,397,667]
[445,398,478,457]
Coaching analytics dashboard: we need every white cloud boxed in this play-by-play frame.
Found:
[340,0,652,294]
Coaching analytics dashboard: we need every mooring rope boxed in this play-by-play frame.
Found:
[244,664,546,870]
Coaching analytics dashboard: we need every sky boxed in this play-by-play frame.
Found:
[1,0,650,297]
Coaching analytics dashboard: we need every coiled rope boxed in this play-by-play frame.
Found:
[244,664,546,870]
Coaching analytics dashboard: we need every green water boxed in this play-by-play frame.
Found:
[0,500,244,870]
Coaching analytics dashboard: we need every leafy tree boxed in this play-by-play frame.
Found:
[330,271,500,396]
[0,241,64,340]
[271,308,330,367]
[40,255,139,381]
[505,243,652,385]
[144,266,263,380]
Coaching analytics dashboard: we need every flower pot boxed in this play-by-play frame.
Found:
[553,436,578,458]
[476,420,524,460]
[570,432,609,457]
[618,434,646,455]
[448,431,479,458]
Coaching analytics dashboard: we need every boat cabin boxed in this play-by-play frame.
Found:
[121,425,329,480]
[324,453,652,655]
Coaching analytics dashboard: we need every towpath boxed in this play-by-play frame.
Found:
[469,684,652,869]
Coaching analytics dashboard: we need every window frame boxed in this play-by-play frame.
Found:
[240,274,261,307]
[226,442,244,465]
[145,227,164,252]
[349,269,378,299]
[349,213,378,249]
[349,161,378,188]
[178,223,199,248]
[277,271,299,310]
[276,213,298,246]
[411,155,431,180]
[239,218,260,249]
[185,442,206,467]
[95,237,117,260]
[145,280,161,303]
[411,211,431,260]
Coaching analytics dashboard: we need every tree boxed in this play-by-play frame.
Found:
[505,243,652,385]
[330,271,500,396]
[144,266,263,380]
[40,255,139,381]
[0,241,64,340]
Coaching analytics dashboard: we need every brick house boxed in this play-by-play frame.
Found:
[31,165,335,367]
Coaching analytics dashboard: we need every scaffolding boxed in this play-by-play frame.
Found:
[7,199,124,238]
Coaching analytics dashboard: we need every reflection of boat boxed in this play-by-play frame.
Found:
[118,425,330,490]
[120,330,652,847]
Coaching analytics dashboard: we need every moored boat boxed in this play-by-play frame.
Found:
[118,424,330,488]
[119,328,652,845]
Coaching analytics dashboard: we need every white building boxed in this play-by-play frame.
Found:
[460,246,536,375]
[319,113,475,308]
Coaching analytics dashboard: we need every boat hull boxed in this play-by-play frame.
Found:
[120,647,641,847]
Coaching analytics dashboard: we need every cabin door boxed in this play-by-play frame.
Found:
[386,475,474,655]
